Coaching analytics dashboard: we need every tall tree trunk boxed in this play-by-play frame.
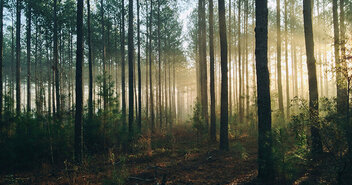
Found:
[11,17,15,113]
[137,0,141,132]
[163,39,167,127]
[16,0,21,115]
[164,49,168,127]
[199,0,208,127]
[47,38,51,115]
[277,0,284,119]
[238,0,243,123]
[255,0,274,182]
[145,5,149,120]
[53,0,60,117]
[101,0,107,111]
[333,0,346,116]
[26,2,31,112]
[172,56,176,126]
[285,0,289,119]
[209,0,216,142]
[87,0,93,120]
[121,0,126,127]
[228,0,232,118]
[0,0,3,120]
[339,0,351,153]
[128,0,134,136]
[303,0,323,155]
[251,0,256,119]
[244,0,249,119]
[157,0,162,128]
[75,0,84,163]
[292,0,297,99]
[149,0,155,131]
[219,0,228,151]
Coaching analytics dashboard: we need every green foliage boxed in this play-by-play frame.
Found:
[85,73,123,153]
[191,100,207,142]
[103,152,129,185]
[0,114,73,172]
[272,97,352,183]
[231,142,248,160]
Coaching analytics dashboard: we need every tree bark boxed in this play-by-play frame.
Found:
[87,0,93,120]
[158,0,162,128]
[285,0,289,119]
[75,0,84,163]
[128,0,134,137]
[255,0,274,182]
[199,0,208,127]
[277,0,284,118]
[53,0,60,117]
[26,2,31,112]
[209,0,216,142]
[219,0,228,151]
[149,0,155,131]
[238,0,243,123]
[137,0,141,132]
[334,0,348,117]
[16,0,21,115]
[245,0,249,119]
[101,0,107,111]
[303,0,323,155]
[121,0,126,127]
[228,0,232,119]
[0,0,3,120]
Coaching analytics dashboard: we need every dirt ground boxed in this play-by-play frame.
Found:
[0,129,262,185]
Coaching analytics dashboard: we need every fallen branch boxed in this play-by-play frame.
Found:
[128,176,155,182]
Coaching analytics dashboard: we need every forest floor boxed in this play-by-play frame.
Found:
[0,125,261,185]
[2,125,343,185]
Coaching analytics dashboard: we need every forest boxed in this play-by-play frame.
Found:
[0,0,352,184]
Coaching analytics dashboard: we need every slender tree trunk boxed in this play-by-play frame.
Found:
[285,0,289,119]
[101,0,107,111]
[121,0,126,127]
[219,0,228,151]
[209,0,216,142]
[168,51,171,127]
[34,25,38,113]
[276,0,284,119]
[339,0,351,153]
[11,17,15,113]
[75,0,84,163]
[228,0,232,119]
[245,0,249,120]
[26,2,31,112]
[128,0,134,137]
[255,0,274,182]
[16,0,21,115]
[199,0,208,127]
[0,0,3,120]
[303,0,323,155]
[47,40,51,115]
[52,68,55,115]
[238,0,243,123]
[145,5,149,119]
[157,0,162,128]
[53,0,60,117]
[172,56,176,126]
[292,2,298,100]
[87,0,93,120]
[252,0,256,119]
[149,0,155,131]
[164,45,168,127]
[137,0,141,132]
[333,0,345,116]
